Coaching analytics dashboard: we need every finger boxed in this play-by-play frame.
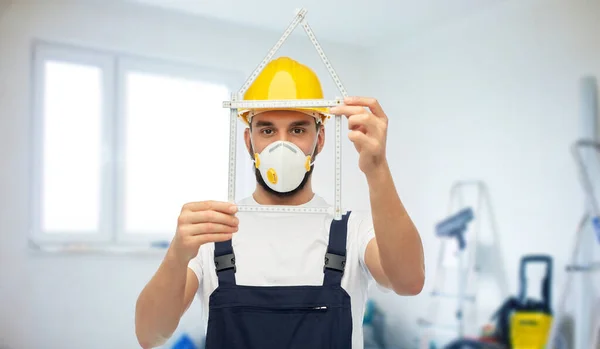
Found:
[181,222,239,236]
[348,130,376,150]
[343,97,387,120]
[328,105,366,116]
[182,200,237,214]
[197,233,233,244]
[181,210,239,226]
[348,130,363,153]
[348,129,368,145]
[347,113,376,134]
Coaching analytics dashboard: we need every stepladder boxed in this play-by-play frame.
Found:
[546,140,600,349]
[417,180,509,348]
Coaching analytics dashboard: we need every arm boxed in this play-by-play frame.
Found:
[363,162,425,295]
[330,96,425,296]
[135,250,198,348]
[135,200,239,348]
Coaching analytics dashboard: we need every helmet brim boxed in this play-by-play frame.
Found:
[239,108,331,126]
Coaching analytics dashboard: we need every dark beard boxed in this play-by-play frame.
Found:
[254,165,314,198]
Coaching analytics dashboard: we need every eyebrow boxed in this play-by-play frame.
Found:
[253,120,312,128]
[289,120,312,127]
[254,121,274,127]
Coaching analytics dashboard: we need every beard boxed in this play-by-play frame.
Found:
[254,165,314,198]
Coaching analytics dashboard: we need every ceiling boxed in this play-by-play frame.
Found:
[128,0,507,46]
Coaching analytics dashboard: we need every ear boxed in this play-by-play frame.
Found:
[244,127,253,158]
[316,123,325,155]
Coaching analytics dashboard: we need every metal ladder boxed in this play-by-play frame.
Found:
[417,180,509,348]
[547,140,600,349]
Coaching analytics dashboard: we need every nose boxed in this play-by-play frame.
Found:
[278,132,290,142]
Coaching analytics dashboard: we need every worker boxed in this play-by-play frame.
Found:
[134,56,425,349]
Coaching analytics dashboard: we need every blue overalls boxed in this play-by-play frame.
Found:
[204,212,354,349]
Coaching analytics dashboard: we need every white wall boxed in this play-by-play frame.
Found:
[0,1,370,348]
[365,0,600,346]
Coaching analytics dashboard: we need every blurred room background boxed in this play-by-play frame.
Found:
[1,0,599,348]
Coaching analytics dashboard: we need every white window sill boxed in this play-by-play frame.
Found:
[27,239,170,256]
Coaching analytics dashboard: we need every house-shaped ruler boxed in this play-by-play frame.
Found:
[222,8,348,220]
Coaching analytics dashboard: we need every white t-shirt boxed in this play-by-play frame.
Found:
[187,194,377,349]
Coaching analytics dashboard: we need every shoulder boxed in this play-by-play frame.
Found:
[345,210,376,268]
[341,209,377,288]
[346,209,374,235]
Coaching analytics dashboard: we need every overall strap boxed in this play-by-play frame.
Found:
[323,211,351,286]
[214,240,236,286]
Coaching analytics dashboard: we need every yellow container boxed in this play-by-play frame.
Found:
[510,312,553,349]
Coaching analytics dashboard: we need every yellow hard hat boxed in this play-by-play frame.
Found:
[238,56,331,126]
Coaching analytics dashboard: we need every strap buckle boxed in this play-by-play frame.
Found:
[215,253,236,273]
[324,252,346,273]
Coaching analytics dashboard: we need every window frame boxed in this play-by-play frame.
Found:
[30,42,116,245]
[29,40,245,250]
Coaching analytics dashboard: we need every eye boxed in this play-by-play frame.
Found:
[261,128,274,135]
[291,128,305,134]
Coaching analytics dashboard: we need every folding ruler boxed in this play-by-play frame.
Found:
[416,180,510,348]
[222,8,349,220]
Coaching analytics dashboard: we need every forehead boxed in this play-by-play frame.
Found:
[251,110,316,127]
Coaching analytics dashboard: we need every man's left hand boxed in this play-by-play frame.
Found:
[329,96,388,176]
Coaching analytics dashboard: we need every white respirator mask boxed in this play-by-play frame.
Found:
[252,138,317,193]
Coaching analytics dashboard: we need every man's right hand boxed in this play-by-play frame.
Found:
[136,200,237,348]
[171,200,239,263]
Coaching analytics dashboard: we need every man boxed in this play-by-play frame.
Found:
[135,56,425,349]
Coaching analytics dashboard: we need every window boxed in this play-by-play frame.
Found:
[30,42,245,249]
[41,61,103,234]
